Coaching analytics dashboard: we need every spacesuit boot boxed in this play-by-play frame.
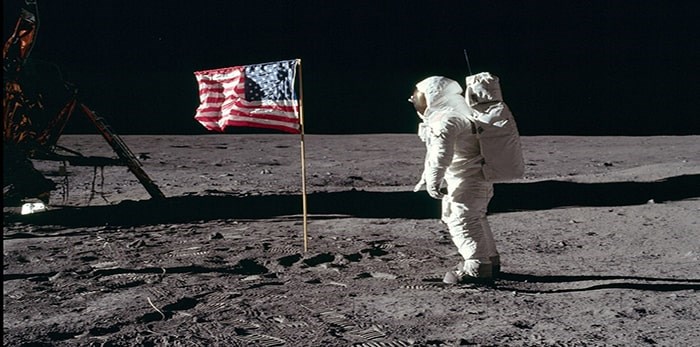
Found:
[442,213,494,284]
[443,260,493,284]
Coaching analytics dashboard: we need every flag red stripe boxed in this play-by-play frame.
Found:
[198,103,299,116]
[194,115,301,134]
[196,109,300,123]
[198,87,224,95]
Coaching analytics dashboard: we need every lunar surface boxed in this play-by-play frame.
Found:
[3,134,700,346]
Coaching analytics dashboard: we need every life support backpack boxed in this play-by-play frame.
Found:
[464,72,525,182]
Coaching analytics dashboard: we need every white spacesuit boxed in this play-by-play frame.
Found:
[410,76,500,284]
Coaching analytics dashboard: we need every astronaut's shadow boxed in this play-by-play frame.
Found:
[308,174,700,218]
[488,173,699,213]
[309,174,700,217]
[494,272,700,293]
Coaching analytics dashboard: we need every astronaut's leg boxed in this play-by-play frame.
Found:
[440,179,497,283]
[441,198,493,282]
[474,182,500,276]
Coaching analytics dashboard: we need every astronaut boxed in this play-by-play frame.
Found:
[409,76,500,284]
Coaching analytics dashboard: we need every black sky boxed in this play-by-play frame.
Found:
[4,0,699,135]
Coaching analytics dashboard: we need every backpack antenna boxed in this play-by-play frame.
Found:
[463,49,473,76]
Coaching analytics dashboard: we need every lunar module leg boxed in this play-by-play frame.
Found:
[79,104,165,200]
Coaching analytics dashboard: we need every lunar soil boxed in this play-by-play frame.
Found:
[4,134,700,346]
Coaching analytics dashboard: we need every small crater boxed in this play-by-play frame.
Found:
[233,258,269,275]
[47,331,79,341]
[302,253,335,267]
[89,324,121,336]
[513,319,535,329]
[354,272,372,279]
[360,247,388,257]
[139,311,172,323]
[343,253,362,262]
[278,254,302,267]
[163,297,198,311]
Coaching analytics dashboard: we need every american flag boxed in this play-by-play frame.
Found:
[194,59,300,134]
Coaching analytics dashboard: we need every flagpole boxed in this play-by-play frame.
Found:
[296,58,309,253]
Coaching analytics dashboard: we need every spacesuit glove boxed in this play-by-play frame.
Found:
[417,122,429,143]
[413,176,426,192]
[426,185,445,200]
